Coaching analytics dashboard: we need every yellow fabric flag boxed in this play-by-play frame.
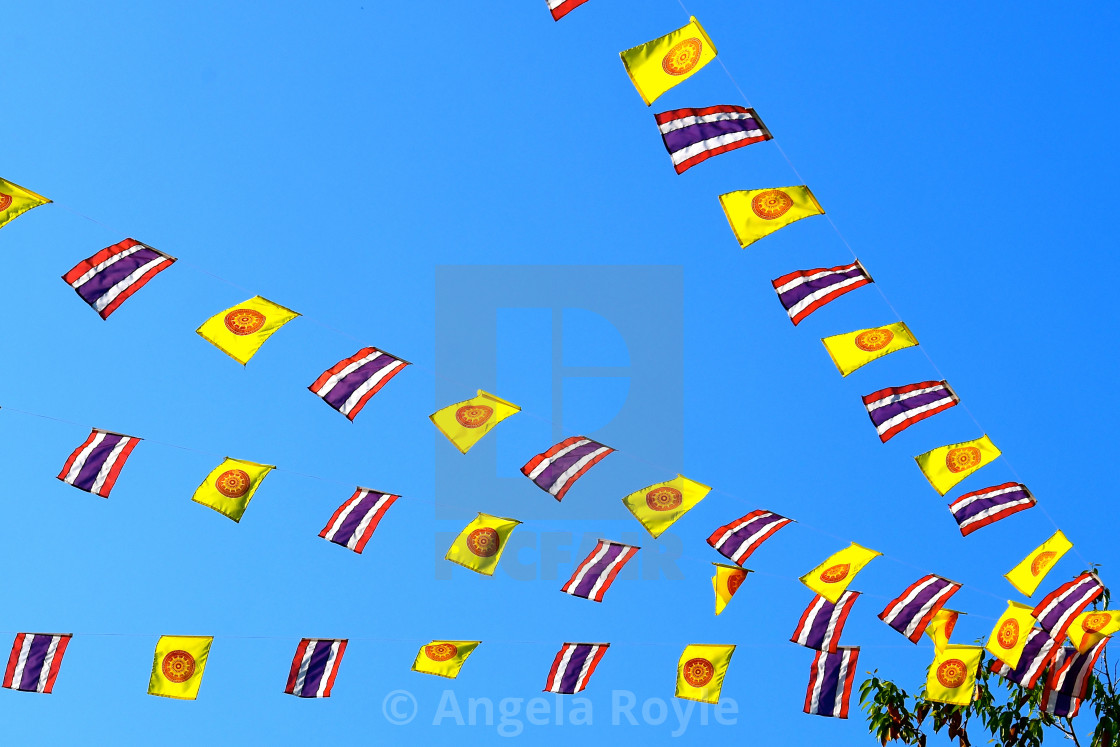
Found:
[1004,530,1073,596]
[0,177,50,231]
[926,645,982,706]
[718,186,824,249]
[196,296,299,365]
[800,543,881,603]
[411,641,480,679]
[430,390,520,454]
[985,602,1038,669]
[191,457,274,522]
[622,475,711,538]
[445,513,521,576]
[675,644,734,703]
[924,609,959,653]
[914,435,1001,497]
[148,635,213,700]
[712,563,748,616]
[1068,610,1120,653]
[619,16,717,106]
[820,322,918,377]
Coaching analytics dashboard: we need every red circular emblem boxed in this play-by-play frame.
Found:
[161,650,196,683]
[224,308,266,335]
[996,619,1020,649]
[425,643,458,661]
[819,563,850,584]
[215,469,252,498]
[726,571,745,596]
[455,405,493,428]
[750,189,793,220]
[936,658,968,688]
[467,527,500,557]
[0,194,12,212]
[645,486,683,512]
[661,38,703,76]
[854,328,895,352]
[945,446,982,474]
[1030,551,1057,576]
[1083,612,1111,632]
[682,657,714,687]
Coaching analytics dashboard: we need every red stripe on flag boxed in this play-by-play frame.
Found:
[3,633,25,689]
[285,639,311,695]
[43,635,71,694]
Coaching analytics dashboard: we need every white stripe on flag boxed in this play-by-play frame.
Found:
[834,651,852,715]
[670,129,764,165]
[36,637,61,693]
[10,635,33,690]
[548,645,576,693]
[93,256,172,313]
[69,245,143,289]
[786,275,868,320]
[658,110,757,134]
[573,645,600,692]
[339,360,405,416]
[809,651,827,714]
[293,640,318,697]
[550,446,611,497]
[865,384,946,412]
[316,641,340,697]
[527,439,588,481]
[324,492,367,543]
[64,432,106,485]
[313,351,381,397]
[90,436,131,495]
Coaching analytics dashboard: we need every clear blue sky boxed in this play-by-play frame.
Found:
[2,1,1118,744]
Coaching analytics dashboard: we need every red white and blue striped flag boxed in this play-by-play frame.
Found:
[544,643,609,694]
[285,638,347,698]
[772,261,873,326]
[309,347,408,421]
[62,238,175,319]
[3,633,71,694]
[1033,573,1104,642]
[878,575,961,643]
[861,380,959,442]
[561,540,639,602]
[319,488,399,554]
[1042,686,1081,717]
[804,647,859,719]
[1047,637,1109,699]
[949,482,1036,536]
[57,428,141,498]
[990,628,1059,689]
[522,436,613,502]
[655,106,772,174]
[707,509,792,565]
[791,591,860,653]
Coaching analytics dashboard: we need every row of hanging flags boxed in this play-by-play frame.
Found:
[0,5,1108,717]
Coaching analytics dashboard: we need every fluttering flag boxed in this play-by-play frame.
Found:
[546,0,589,21]
[1005,530,1073,596]
[712,563,749,616]
[430,390,520,454]
[804,647,859,719]
[791,591,860,653]
[2,633,71,694]
[522,436,613,502]
[913,435,1001,497]
[309,347,408,421]
[718,186,824,249]
[925,645,982,706]
[1047,638,1109,700]
[622,474,710,538]
[196,296,299,365]
[821,322,918,377]
[800,543,881,604]
[949,482,1036,537]
[1042,687,1081,718]
[878,575,962,643]
[285,638,347,698]
[562,540,639,602]
[148,635,212,700]
[707,509,792,565]
[985,601,1039,669]
[319,488,399,554]
[411,641,479,679]
[675,644,734,704]
[861,380,959,443]
[619,16,717,106]
[925,609,959,653]
[445,513,521,576]
[1032,572,1105,642]
[191,457,274,522]
[772,260,873,326]
[1068,610,1120,653]
[62,239,176,319]
[0,177,50,231]
[655,106,772,174]
[990,628,1059,689]
[57,428,141,498]
[544,643,609,694]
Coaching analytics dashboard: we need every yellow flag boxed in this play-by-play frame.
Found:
[0,177,50,230]
[1004,530,1073,596]
[712,563,749,616]
[430,390,520,454]
[925,609,959,652]
[985,602,1038,669]
[914,435,1001,497]
[411,641,480,679]
[1068,610,1120,653]
[820,322,918,377]
[926,645,982,706]
[675,644,734,703]
[445,513,521,576]
[148,635,213,700]
[622,475,710,538]
[191,457,274,522]
[800,543,881,603]
[619,16,717,106]
[718,186,824,248]
[196,296,299,365]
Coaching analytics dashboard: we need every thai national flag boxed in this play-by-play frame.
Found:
[57,428,141,498]
[544,643,609,694]
[655,105,772,174]
[309,347,408,421]
[285,639,347,698]
[62,238,175,319]
[561,540,639,602]
[3,633,71,694]
[319,488,399,554]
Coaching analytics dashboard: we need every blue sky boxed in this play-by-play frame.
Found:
[2,1,1118,744]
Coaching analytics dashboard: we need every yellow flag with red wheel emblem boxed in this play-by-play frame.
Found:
[622,475,710,538]
[675,644,734,703]
[196,296,300,365]
[1068,610,1120,653]
[985,601,1038,669]
[820,322,918,377]
[148,635,213,700]
[799,543,881,603]
[914,435,1001,497]
[191,457,274,522]
[430,390,520,454]
[718,186,824,249]
[619,16,717,106]
[0,176,50,231]
[1004,530,1073,596]
[712,563,749,616]
[925,645,982,706]
[445,513,521,576]
[411,641,480,679]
